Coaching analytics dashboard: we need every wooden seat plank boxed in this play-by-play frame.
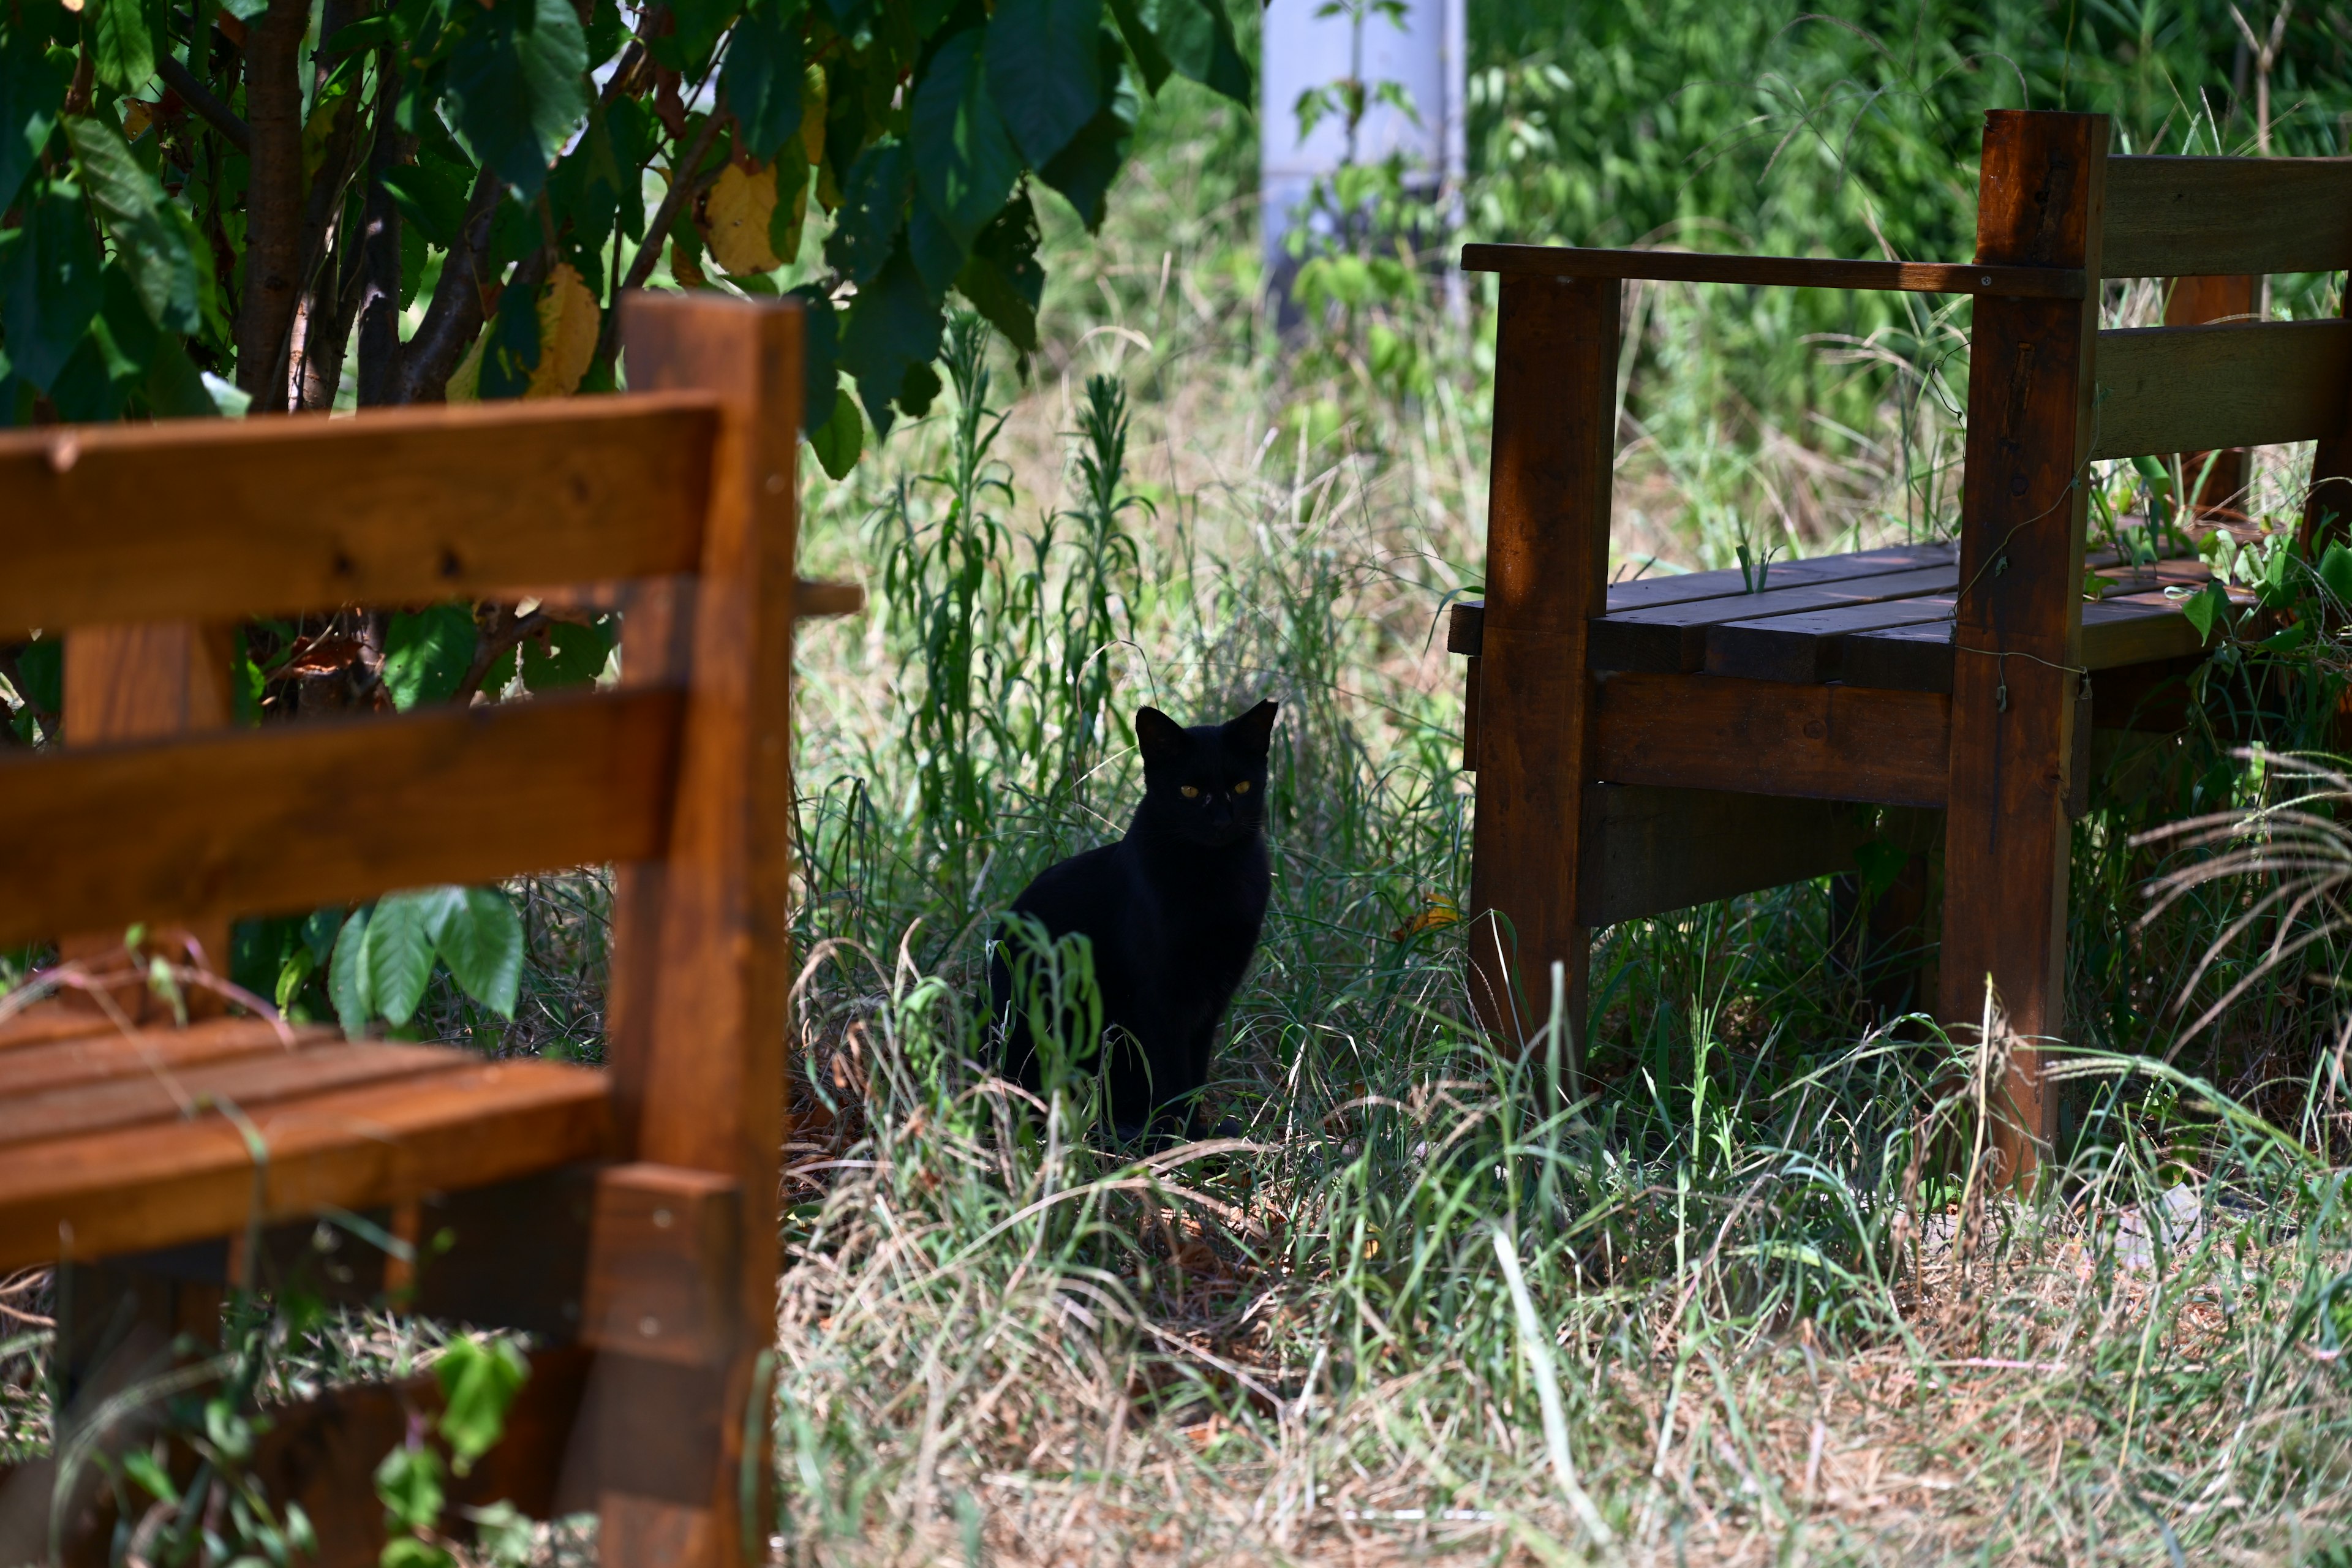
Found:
[0,1058,613,1270]
[0,1017,334,1098]
[0,687,682,949]
[1458,244,2086,299]
[1841,589,2232,692]
[1591,562,1962,673]
[0,395,720,637]
[0,1041,470,1148]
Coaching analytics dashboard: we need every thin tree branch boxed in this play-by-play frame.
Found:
[393,169,505,403]
[235,0,310,409]
[356,54,409,407]
[156,55,251,153]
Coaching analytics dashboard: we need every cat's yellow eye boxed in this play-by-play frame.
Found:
[1234,780,1252,793]
[1180,785,1200,798]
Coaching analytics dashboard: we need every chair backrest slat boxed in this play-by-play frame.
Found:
[2105,155,2352,277]
[2090,318,2352,460]
[0,393,722,635]
[0,688,683,949]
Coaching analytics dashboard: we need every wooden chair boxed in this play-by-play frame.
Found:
[1451,110,2351,1181]
[0,293,852,1566]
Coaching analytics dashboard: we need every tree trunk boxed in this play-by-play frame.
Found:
[394,171,505,404]
[356,58,409,407]
[235,0,309,409]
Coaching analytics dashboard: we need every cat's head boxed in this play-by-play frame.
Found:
[1133,700,1278,848]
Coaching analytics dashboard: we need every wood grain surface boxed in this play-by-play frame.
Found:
[2105,155,2352,277]
[2092,319,2352,461]
[1593,672,1951,807]
[1459,244,2085,298]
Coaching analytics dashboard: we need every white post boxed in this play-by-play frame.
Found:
[1259,0,1467,304]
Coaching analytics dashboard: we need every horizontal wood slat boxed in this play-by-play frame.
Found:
[0,394,722,635]
[0,1017,335,1099]
[1459,244,2084,298]
[2104,156,2352,277]
[0,1057,613,1269]
[2092,320,2352,460]
[1840,590,2227,692]
[0,687,683,948]
[1578,784,1887,926]
[1593,672,1951,806]
[2,1041,464,1148]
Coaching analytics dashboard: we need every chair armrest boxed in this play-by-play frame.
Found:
[1459,243,2086,300]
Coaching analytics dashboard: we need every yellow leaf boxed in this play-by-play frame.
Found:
[801,64,827,169]
[670,237,709,290]
[121,100,153,140]
[301,91,351,183]
[526,263,599,399]
[446,330,485,404]
[1388,894,1461,942]
[701,162,782,276]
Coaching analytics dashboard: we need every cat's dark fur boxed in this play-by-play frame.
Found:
[989,700,1278,1137]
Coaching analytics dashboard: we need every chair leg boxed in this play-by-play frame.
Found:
[1466,271,1618,1064]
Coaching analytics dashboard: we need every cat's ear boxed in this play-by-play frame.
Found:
[1225,699,1279,756]
[1134,707,1191,764]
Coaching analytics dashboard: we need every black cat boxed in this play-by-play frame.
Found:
[989,700,1278,1139]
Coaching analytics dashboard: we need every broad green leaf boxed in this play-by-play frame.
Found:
[445,0,589,200]
[380,1539,456,1568]
[89,0,154,92]
[521,613,614,690]
[656,0,733,75]
[823,137,911,287]
[1105,0,1172,94]
[2180,581,2229,643]
[464,1501,536,1568]
[907,197,964,298]
[380,158,469,248]
[1140,0,1248,103]
[838,247,944,432]
[143,332,221,417]
[913,29,1020,250]
[809,385,863,479]
[1853,838,1907,899]
[792,282,839,429]
[2320,540,2352,606]
[0,18,66,214]
[435,886,522,1017]
[330,905,375,1039]
[435,1336,529,1474]
[477,274,541,399]
[1036,63,1135,232]
[0,178,104,390]
[986,0,1105,167]
[954,188,1042,353]
[303,907,348,964]
[369,886,463,1026]
[372,1442,447,1536]
[382,603,477,709]
[65,115,206,333]
[320,13,398,56]
[720,0,804,165]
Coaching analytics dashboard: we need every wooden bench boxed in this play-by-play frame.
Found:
[0,293,848,1566]
[1453,110,2349,1180]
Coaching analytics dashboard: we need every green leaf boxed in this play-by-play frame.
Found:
[521,613,614,689]
[463,1501,537,1568]
[837,246,944,432]
[1853,838,1907,900]
[330,904,375,1037]
[657,0,734,75]
[369,886,462,1027]
[382,603,477,709]
[320,13,398,56]
[2181,581,2228,643]
[0,17,66,214]
[986,0,1104,167]
[792,282,839,429]
[720,0,804,165]
[143,333,221,417]
[122,1447,179,1504]
[823,137,911,287]
[303,907,348,964]
[65,115,207,334]
[445,0,590,200]
[1105,0,1172,94]
[435,1336,530,1474]
[381,158,469,248]
[436,886,523,1018]
[1140,0,1247,103]
[913,29,1020,251]
[88,0,154,92]
[954,187,1042,353]
[477,273,541,399]
[372,1442,447,1536]
[2320,541,2352,606]
[0,178,105,390]
[809,385,863,479]
[1036,64,1134,232]
[380,1539,456,1568]
[907,197,964,299]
